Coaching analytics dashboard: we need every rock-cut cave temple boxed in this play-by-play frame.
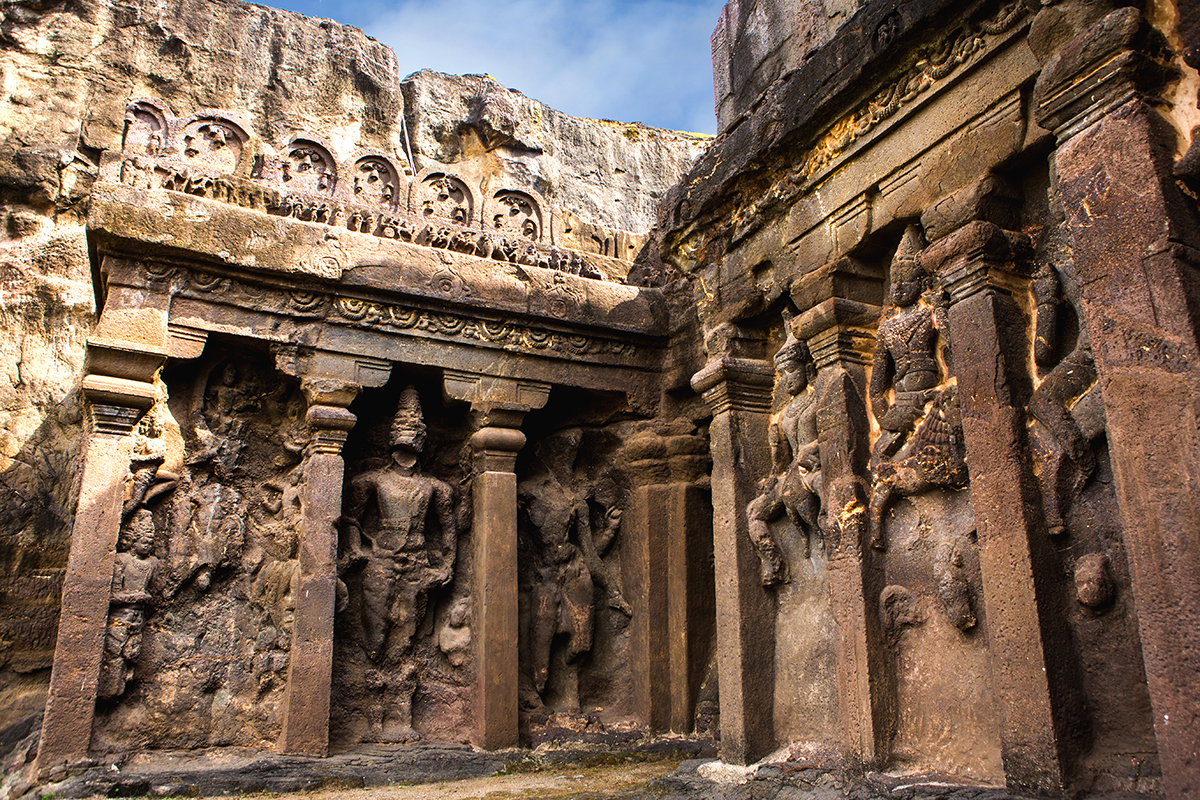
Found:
[2,0,1200,798]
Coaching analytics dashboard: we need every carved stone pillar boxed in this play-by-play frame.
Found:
[622,429,713,733]
[37,354,161,773]
[277,378,359,756]
[445,372,549,750]
[924,221,1085,795]
[793,296,888,774]
[1034,11,1200,798]
[691,329,775,764]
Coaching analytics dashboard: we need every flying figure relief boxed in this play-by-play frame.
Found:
[747,329,823,586]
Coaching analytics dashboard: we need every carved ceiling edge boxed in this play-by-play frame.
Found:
[664,0,1033,271]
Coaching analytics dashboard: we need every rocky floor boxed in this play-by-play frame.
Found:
[0,713,1161,800]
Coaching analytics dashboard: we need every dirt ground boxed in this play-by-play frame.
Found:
[75,757,683,800]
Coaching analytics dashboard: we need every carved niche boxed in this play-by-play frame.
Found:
[490,190,542,241]
[415,172,473,225]
[122,100,170,157]
[353,155,402,208]
[282,138,337,195]
[181,115,247,175]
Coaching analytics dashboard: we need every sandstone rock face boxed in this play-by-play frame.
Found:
[0,0,705,740]
[710,0,864,132]
[402,70,708,262]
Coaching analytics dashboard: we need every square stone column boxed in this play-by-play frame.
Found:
[622,429,714,733]
[36,373,159,774]
[924,221,1085,795]
[277,378,360,757]
[445,372,549,750]
[691,333,776,765]
[793,298,889,775]
[1034,11,1200,798]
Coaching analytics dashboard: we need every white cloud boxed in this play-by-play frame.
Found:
[362,0,722,133]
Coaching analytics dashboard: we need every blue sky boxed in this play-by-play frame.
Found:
[258,0,724,134]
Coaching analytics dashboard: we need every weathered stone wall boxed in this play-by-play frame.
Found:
[662,0,1200,797]
[0,0,705,741]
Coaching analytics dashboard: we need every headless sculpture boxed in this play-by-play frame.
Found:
[99,508,158,699]
[518,429,629,711]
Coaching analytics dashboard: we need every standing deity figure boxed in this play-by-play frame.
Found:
[343,386,458,666]
[518,429,630,711]
[867,225,967,551]
[98,508,158,699]
[747,331,823,586]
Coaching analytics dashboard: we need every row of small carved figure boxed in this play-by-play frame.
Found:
[122,157,606,278]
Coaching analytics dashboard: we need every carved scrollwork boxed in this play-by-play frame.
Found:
[418,174,473,225]
[191,271,230,292]
[288,291,325,312]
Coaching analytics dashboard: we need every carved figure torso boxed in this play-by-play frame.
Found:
[876,303,939,396]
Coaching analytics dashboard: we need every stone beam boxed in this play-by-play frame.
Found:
[1034,11,1200,798]
[444,371,550,750]
[691,327,775,764]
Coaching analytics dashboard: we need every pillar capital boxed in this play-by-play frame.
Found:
[921,221,1032,305]
[470,425,526,473]
[792,298,880,371]
[1033,8,1174,142]
[300,377,360,456]
[691,357,773,414]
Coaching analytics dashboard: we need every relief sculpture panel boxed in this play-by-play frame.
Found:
[331,381,471,746]
[91,349,310,751]
[866,225,1000,780]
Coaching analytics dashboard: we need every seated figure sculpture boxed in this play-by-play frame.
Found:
[341,386,457,740]
[747,331,823,586]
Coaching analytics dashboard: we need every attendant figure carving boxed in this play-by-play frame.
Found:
[1027,260,1103,537]
[99,508,158,699]
[747,331,823,586]
[518,429,630,711]
[867,225,967,551]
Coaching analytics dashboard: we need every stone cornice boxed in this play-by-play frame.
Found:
[661,0,1031,264]
[90,186,667,343]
